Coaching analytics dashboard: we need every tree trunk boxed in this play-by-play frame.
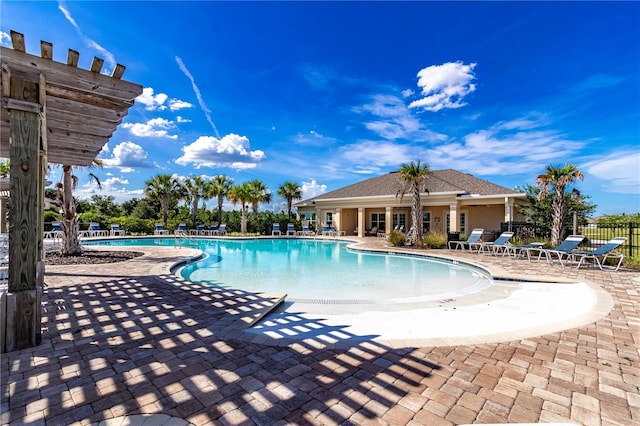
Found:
[217,196,224,226]
[240,206,247,234]
[410,184,422,246]
[162,197,169,227]
[551,190,566,246]
[60,166,82,256]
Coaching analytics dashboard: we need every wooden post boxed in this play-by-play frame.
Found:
[4,75,42,352]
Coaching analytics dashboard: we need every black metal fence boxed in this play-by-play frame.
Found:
[501,221,639,258]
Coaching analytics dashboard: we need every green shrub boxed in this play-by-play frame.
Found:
[422,232,448,249]
[388,230,406,246]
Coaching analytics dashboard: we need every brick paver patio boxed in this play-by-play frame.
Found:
[1,238,639,425]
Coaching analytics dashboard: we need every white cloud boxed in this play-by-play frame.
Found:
[176,116,192,123]
[169,99,193,111]
[175,133,266,170]
[357,94,447,142]
[301,179,327,199]
[337,140,413,175]
[0,31,10,47]
[136,87,169,111]
[582,150,640,194]
[122,118,178,139]
[424,117,585,175]
[409,61,477,111]
[100,141,151,172]
[293,130,337,146]
[74,176,144,203]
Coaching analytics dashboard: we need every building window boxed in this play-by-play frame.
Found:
[422,211,431,233]
[325,212,333,227]
[370,213,385,230]
[393,213,406,231]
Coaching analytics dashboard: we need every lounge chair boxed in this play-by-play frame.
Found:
[567,237,627,271]
[286,223,296,236]
[297,222,313,236]
[83,222,107,237]
[502,242,545,258]
[448,228,484,251]
[190,224,205,235]
[272,223,282,236]
[154,223,169,235]
[319,224,335,237]
[215,224,227,236]
[204,224,218,236]
[175,223,187,235]
[479,231,515,255]
[44,221,64,239]
[110,224,126,236]
[365,226,378,236]
[526,235,585,264]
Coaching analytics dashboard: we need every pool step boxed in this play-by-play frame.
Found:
[228,292,287,329]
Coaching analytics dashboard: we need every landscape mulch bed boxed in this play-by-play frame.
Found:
[45,250,143,265]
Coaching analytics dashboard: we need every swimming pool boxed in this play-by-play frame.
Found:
[86,237,491,304]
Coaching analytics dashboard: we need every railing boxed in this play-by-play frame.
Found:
[502,221,639,258]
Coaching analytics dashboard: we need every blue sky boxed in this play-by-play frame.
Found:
[2,1,639,216]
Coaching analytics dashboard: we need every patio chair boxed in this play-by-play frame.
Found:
[154,223,169,235]
[525,235,585,264]
[175,223,187,235]
[365,226,378,236]
[479,231,515,255]
[110,224,126,236]
[286,223,296,236]
[205,224,218,236]
[502,242,545,258]
[567,237,627,271]
[216,224,227,236]
[319,224,335,237]
[298,222,313,236]
[448,228,484,251]
[190,224,205,235]
[84,222,107,237]
[272,223,282,236]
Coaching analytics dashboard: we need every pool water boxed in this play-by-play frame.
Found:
[86,237,491,303]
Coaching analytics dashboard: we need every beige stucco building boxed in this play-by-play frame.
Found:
[294,169,528,238]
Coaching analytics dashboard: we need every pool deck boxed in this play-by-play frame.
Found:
[1,236,639,425]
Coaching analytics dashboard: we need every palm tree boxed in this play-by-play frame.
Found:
[145,174,181,227]
[228,182,254,234]
[56,162,102,256]
[278,181,302,218]
[536,164,584,246]
[183,176,209,227]
[210,175,234,226]
[396,161,430,246]
[248,179,271,218]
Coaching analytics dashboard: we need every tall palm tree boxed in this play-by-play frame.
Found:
[396,161,430,246]
[56,161,102,256]
[248,179,271,218]
[210,175,234,226]
[145,174,181,227]
[228,182,254,234]
[536,163,584,246]
[183,176,209,227]
[278,181,302,218]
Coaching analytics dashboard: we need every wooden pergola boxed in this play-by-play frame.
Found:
[0,31,143,352]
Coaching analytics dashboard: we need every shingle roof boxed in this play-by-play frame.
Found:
[297,169,520,203]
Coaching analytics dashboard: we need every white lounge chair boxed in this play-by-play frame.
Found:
[154,223,169,235]
[526,235,585,264]
[286,223,296,236]
[448,228,484,251]
[567,237,627,271]
[272,223,282,236]
[479,231,515,255]
[110,224,126,236]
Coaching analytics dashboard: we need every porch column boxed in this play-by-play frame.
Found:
[449,203,459,232]
[504,197,514,231]
[385,206,392,235]
[357,208,365,237]
[334,208,342,233]
[3,76,43,352]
